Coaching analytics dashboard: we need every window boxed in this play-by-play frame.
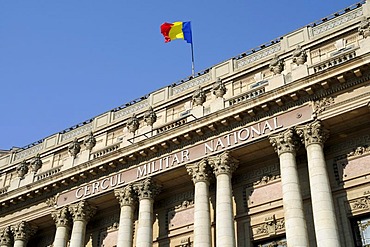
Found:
[352,215,370,246]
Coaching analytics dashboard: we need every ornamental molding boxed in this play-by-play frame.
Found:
[348,191,370,214]
[172,73,211,95]
[253,174,281,186]
[313,97,335,116]
[235,43,281,69]
[347,145,370,158]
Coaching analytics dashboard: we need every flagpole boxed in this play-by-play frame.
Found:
[190,42,195,76]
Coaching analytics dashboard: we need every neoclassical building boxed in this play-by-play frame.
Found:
[1,1,370,247]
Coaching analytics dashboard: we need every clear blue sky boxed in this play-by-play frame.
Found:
[0,0,360,150]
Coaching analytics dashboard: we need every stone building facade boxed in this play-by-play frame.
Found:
[1,1,370,247]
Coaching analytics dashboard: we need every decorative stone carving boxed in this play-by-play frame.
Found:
[359,17,370,38]
[186,159,212,184]
[212,78,227,98]
[30,153,42,173]
[68,138,81,158]
[134,178,161,200]
[11,221,37,242]
[192,86,206,106]
[209,151,239,176]
[269,55,284,75]
[175,200,194,210]
[348,145,370,157]
[296,121,329,147]
[313,97,335,115]
[16,160,29,178]
[51,207,71,228]
[269,128,300,156]
[45,196,57,207]
[253,174,280,186]
[0,226,13,246]
[69,200,97,222]
[83,131,96,150]
[143,106,157,126]
[350,197,370,210]
[114,184,137,207]
[127,114,139,133]
[292,45,307,65]
[254,215,285,237]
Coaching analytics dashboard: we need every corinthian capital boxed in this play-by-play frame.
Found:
[51,206,71,228]
[186,158,212,184]
[133,178,161,200]
[209,151,239,176]
[114,184,137,207]
[0,226,13,246]
[295,121,329,147]
[69,200,96,222]
[269,128,300,156]
[11,221,37,242]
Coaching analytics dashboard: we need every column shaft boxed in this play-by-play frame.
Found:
[306,143,340,247]
[54,226,70,247]
[136,199,154,247]
[194,181,212,247]
[215,173,235,247]
[279,152,309,246]
[13,240,25,247]
[69,220,87,247]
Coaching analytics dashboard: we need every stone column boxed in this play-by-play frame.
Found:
[270,128,309,246]
[51,206,71,247]
[186,159,212,247]
[209,151,238,247]
[134,178,161,247]
[0,226,13,247]
[114,184,137,247]
[68,200,96,247]
[296,121,340,247]
[11,221,37,247]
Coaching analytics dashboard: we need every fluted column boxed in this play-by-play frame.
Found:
[209,151,238,247]
[114,184,137,247]
[270,128,309,246]
[134,178,161,247]
[11,221,37,247]
[51,206,71,247]
[68,200,96,247]
[0,226,13,247]
[296,121,340,247]
[186,159,212,247]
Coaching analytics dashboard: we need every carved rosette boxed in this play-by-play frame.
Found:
[359,17,370,38]
[186,159,212,184]
[127,114,140,133]
[292,45,307,65]
[68,200,97,222]
[16,160,29,178]
[133,178,161,200]
[212,78,227,98]
[11,221,37,242]
[83,131,96,150]
[0,226,13,246]
[269,128,300,156]
[269,55,284,75]
[51,207,71,228]
[295,121,329,147]
[30,153,42,173]
[209,151,239,176]
[114,184,137,207]
[68,138,81,158]
[143,106,157,126]
[192,87,206,106]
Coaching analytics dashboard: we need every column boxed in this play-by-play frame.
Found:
[209,151,238,247]
[269,128,309,246]
[186,159,212,247]
[11,221,37,247]
[114,184,137,247]
[68,200,96,247]
[133,178,161,247]
[51,206,71,247]
[296,121,340,247]
[0,226,13,247]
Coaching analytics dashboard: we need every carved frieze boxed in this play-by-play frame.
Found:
[253,174,281,186]
[348,192,370,214]
[253,215,285,238]
[347,145,370,157]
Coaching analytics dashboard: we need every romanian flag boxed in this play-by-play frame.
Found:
[160,21,192,44]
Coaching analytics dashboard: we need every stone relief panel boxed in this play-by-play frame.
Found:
[252,215,285,240]
[347,191,370,216]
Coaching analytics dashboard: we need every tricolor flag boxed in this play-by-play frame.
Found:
[160,21,192,44]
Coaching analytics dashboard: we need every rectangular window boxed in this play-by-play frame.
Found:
[352,215,370,246]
